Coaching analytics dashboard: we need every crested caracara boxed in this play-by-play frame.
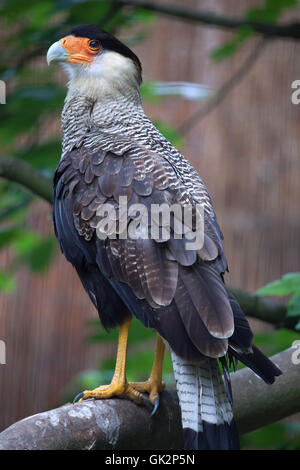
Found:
[47,24,281,450]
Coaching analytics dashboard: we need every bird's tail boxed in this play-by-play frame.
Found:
[171,351,239,450]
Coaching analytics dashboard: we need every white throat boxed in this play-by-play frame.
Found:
[64,50,142,105]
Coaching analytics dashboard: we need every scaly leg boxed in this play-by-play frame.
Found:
[74,318,143,404]
[130,334,165,415]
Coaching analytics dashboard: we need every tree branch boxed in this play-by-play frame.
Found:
[232,347,300,434]
[117,0,300,40]
[229,287,297,330]
[0,347,298,450]
[0,156,52,204]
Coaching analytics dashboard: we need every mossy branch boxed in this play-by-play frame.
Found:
[0,348,298,449]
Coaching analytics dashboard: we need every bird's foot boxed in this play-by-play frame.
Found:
[74,380,144,405]
[129,378,165,415]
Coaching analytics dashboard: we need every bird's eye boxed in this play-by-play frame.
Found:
[89,39,101,50]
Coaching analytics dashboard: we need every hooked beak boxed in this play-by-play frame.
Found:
[47,41,69,65]
[47,37,94,66]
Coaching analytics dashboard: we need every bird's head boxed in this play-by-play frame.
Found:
[47,25,142,100]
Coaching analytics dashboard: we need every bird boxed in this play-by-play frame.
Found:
[47,24,282,450]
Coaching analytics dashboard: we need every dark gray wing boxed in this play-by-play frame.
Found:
[53,138,237,360]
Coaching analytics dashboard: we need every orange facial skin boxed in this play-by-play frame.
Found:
[60,36,102,65]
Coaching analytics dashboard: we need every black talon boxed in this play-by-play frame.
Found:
[151,397,159,416]
[142,395,153,412]
[73,391,84,404]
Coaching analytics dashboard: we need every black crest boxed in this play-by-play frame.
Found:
[67,24,142,78]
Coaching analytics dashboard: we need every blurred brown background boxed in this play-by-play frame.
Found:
[0,0,299,431]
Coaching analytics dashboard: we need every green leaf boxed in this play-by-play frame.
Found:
[26,1,54,28]
[87,318,119,344]
[241,420,300,450]
[0,200,31,223]
[211,0,299,61]
[140,81,161,103]
[0,270,16,292]
[0,184,32,223]
[0,227,21,250]
[211,26,252,62]
[14,140,61,171]
[131,8,155,24]
[68,0,112,23]
[14,232,57,272]
[0,85,64,150]
[282,272,300,282]
[254,329,300,357]
[246,0,298,23]
[153,120,184,149]
[255,273,300,296]
[27,237,56,272]
[256,273,300,328]
[287,293,300,317]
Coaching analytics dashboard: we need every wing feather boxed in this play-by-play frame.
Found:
[54,139,235,360]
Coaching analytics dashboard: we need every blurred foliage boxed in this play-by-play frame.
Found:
[88,316,175,385]
[211,0,299,61]
[254,328,300,360]
[256,273,300,330]
[241,421,300,450]
[241,327,300,449]
[0,179,56,289]
[153,120,184,149]
[0,270,16,292]
[0,0,296,289]
[0,0,180,292]
[0,0,299,451]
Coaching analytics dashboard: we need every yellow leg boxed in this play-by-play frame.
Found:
[130,334,165,408]
[76,318,143,404]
